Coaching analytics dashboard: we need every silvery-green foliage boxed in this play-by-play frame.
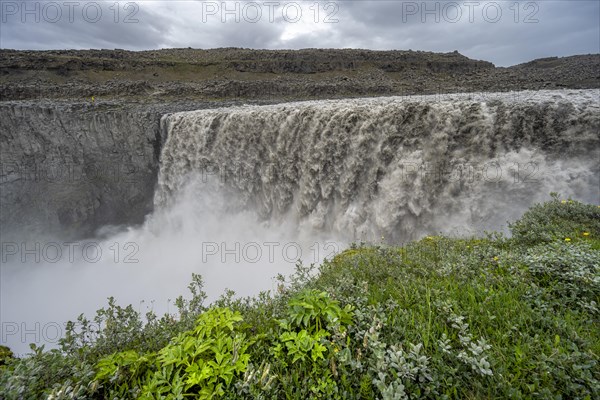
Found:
[437,300,494,377]
[522,241,600,314]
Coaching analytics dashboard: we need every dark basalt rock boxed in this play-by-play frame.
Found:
[0,49,597,101]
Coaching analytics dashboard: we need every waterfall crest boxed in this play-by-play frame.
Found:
[156,90,600,241]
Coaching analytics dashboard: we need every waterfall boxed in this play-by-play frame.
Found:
[156,89,600,241]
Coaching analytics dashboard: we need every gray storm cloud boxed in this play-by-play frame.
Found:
[0,1,598,66]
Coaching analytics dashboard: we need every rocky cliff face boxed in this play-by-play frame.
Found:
[0,102,162,239]
[0,99,253,239]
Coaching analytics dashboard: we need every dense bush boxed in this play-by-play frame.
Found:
[1,197,599,399]
[509,193,600,246]
[0,346,13,366]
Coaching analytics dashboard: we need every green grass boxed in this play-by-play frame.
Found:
[1,196,598,399]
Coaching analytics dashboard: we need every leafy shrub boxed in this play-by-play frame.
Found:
[0,345,96,400]
[0,346,14,366]
[0,274,208,400]
[282,289,353,334]
[522,241,600,314]
[510,194,600,246]
[93,307,255,399]
[270,289,354,398]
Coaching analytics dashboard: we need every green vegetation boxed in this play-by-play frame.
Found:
[1,196,599,399]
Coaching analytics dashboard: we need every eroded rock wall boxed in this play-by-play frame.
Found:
[0,102,162,239]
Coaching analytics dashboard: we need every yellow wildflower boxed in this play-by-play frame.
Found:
[561,200,567,204]
[564,238,571,242]
[582,232,590,237]
[493,256,499,261]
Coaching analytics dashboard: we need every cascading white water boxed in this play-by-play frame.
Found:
[2,89,599,355]
[156,89,600,241]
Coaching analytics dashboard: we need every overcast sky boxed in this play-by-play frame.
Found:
[0,0,598,66]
